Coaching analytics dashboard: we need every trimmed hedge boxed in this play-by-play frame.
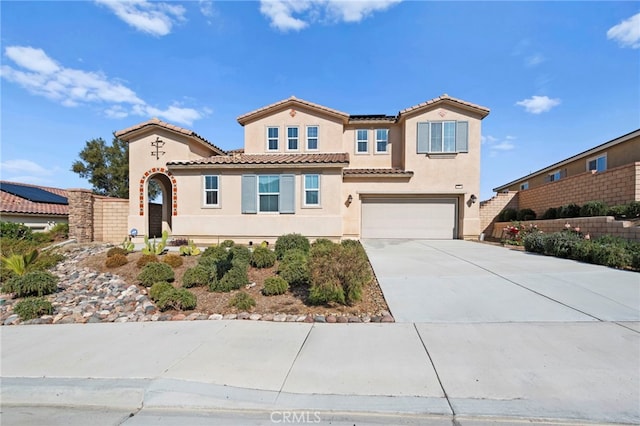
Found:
[157,288,197,311]
[275,233,310,260]
[262,276,289,296]
[278,249,309,286]
[250,246,276,268]
[137,262,174,287]
[182,265,214,288]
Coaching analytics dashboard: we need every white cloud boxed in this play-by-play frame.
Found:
[607,13,640,49]
[259,0,402,32]
[482,134,516,157]
[0,159,53,176]
[515,95,561,114]
[95,0,186,37]
[525,53,545,67]
[1,45,208,126]
[199,0,215,18]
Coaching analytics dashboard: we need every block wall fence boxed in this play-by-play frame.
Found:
[68,189,129,243]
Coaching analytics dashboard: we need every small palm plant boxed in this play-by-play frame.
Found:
[1,250,39,276]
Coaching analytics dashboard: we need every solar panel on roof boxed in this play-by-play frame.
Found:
[0,182,68,205]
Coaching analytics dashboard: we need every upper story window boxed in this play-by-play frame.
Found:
[520,182,529,190]
[267,127,279,151]
[375,129,389,153]
[304,174,320,206]
[203,175,219,207]
[417,121,469,154]
[306,126,318,150]
[587,154,607,172]
[287,126,299,150]
[356,129,369,153]
[548,170,563,182]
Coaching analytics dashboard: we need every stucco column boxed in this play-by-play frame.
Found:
[67,189,94,243]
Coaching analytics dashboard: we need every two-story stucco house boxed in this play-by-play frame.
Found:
[115,94,489,243]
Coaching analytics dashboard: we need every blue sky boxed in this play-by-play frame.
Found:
[1,1,639,200]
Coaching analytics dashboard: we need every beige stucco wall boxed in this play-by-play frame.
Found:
[243,105,345,154]
[343,125,395,169]
[168,168,344,243]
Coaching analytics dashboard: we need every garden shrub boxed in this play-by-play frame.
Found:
[308,242,371,305]
[136,254,158,268]
[105,253,128,268]
[523,232,546,254]
[541,207,558,220]
[229,245,251,267]
[516,208,537,221]
[163,253,184,268]
[606,204,627,218]
[0,222,33,240]
[570,240,596,263]
[3,271,58,297]
[250,246,276,268]
[498,208,517,222]
[262,276,289,296]
[310,238,334,253]
[157,288,197,311]
[542,231,582,258]
[106,247,128,258]
[278,249,309,286]
[182,265,214,288]
[580,201,608,217]
[14,297,53,320]
[625,201,640,219]
[275,233,310,260]
[149,282,174,302]
[591,244,632,269]
[228,291,256,311]
[137,262,174,287]
[212,264,248,292]
[558,203,581,218]
[220,240,235,248]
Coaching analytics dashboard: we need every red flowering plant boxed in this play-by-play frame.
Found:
[502,222,540,246]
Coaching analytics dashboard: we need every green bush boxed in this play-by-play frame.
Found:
[202,245,229,260]
[220,240,236,248]
[580,201,608,217]
[14,297,53,321]
[591,244,632,269]
[498,208,517,222]
[0,222,34,240]
[182,265,214,288]
[229,245,251,267]
[157,288,197,311]
[606,204,627,218]
[542,231,582,258]
[250,246,276,268]
[262,276,289,296]
[308,242,371,306]
[541,207,558,220]
[228,291,256,311]
[105,253,127,268]
[106,247,128,257]
[570,240,596,263]
[212,264,248,292]
[137,262,174,287]
[625,201,640,219]
[523,232,546,254]
[516,208,537,221]
[558,203,581,218]
[136,254,158,268]
[278,249,310,286]
[275,233,310,260]
[149,282,174,302]
[3,271,58,297]
[163,253,184,268]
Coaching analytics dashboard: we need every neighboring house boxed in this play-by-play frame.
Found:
[115,94,489,243]
[489,128,640,217]
[0,181,69,231]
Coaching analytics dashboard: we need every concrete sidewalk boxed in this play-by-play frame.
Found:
[2,320,639,425]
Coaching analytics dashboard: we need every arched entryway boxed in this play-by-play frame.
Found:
[139,168,177,238]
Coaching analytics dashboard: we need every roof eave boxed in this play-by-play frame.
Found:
[237,98,349,126]
[167,162,349,170]
[115,124,226,156]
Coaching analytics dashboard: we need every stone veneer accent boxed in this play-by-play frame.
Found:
[67,189,94,243]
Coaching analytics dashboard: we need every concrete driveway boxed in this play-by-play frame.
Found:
[362,239,640,323]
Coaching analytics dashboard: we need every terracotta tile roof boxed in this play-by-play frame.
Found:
[227,148,245,154]
[349,115,397,123]
[399,94,490,118]
[114,117,226,155]
[0,181,69,216]
[168,153,349,167]
[343,168,413,177]
[237,96,349,125]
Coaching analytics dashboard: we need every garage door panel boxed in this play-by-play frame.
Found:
[362,198,457,239]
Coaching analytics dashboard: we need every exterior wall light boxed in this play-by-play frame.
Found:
[470,194,477,204]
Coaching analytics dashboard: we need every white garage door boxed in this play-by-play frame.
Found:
[361,198,458,239]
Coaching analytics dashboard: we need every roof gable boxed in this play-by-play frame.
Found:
[115,118,226,155]
[237,96,349,126]
[398,94,490,120]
